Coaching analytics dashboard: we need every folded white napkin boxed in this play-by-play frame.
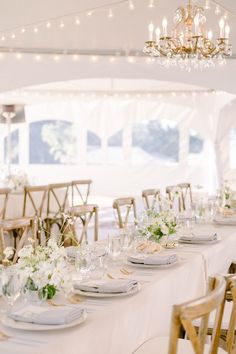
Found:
[74,279,138,293]
[9,305,84,325]
[127,253,178,265]
[214,215,236,225]
[179,233,218,243]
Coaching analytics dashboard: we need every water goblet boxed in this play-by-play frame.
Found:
[1,269,22,309]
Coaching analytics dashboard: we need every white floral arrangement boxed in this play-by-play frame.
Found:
[220,180,236,209]
[5,171,29,191]
[4,239,68,299]
[139,208,178,242]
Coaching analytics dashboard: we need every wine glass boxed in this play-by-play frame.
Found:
[108,235,123,264]
[1,269,22,309]
[75,249,92,280]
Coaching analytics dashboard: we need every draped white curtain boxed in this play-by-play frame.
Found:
[0,91,235,196]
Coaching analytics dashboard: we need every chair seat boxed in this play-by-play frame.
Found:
[68,204,98,215]
[133,337,227,354]
[0,217,32,230]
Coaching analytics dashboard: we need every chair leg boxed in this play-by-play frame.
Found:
[94,207,98,242]
[0,228,6,260]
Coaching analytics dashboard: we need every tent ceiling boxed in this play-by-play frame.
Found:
[0,0,235,95]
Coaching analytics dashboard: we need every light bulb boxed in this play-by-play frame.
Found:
[11,33,16,39]
[1,35,5,41]
[21,28,26,33]
[207,30,213,40]
[155,27,161,42]
[46,22,51,28]
[225,24,230,38]
[75,18,80,25]
[108,9,113,18]
[87,11,92,16]
[129,0,134,10]
[219,18,225,37]
[34,27,38,33]
[215,5,221,15]
[148,0,154,8]
[162,17,168,36]
[148,22,154,41]
[60,22,65,28]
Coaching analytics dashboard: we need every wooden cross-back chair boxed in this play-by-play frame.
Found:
[133,275,227,354]
[194,275,236,354]
[0,188,11,220]
[113,197,137,229]
[0,217,37,264]
[67,204,98,245]
[23,185,49,243]
[0,188,37,263]
[71,179,92,206]
[142,189,161,210]
[166,185,184,213]
[46,182,71,236]
[178,183,193,211]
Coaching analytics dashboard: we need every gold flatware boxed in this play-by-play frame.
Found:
[120,268,134,275]
[68,294,84,304]
[107,273,114,279]
[0,331,11,341]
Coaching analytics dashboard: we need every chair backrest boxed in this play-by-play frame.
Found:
[68,204,98,244]
[0,188,11,219]
[113,197,137,229]
[225,276,236,354]
[168,275,226,354]
[142,189,161,210]
[71,179,92,206]
[166,185,184,213]
[47,182,71,218]
[178,183,193,210]
[23,185,49,217]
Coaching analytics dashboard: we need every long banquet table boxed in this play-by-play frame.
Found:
[0,222,236,354]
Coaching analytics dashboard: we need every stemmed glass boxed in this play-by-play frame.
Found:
[1,268,22,310]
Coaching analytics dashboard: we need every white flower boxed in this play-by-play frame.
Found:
[18,244,34,258]
[3,247,14,260]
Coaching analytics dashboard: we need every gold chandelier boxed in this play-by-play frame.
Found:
[143,0,232,71]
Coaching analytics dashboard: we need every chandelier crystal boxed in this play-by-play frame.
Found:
[143,0,232,71]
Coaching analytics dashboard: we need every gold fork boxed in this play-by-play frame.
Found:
[120,268,134,275]
[0,330,11,341]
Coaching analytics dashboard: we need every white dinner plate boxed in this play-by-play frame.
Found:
[125,259,179,269]
[1,310,87,331]
[73,283,141,298]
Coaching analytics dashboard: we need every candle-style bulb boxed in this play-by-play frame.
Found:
[207,30,213,40]
[225,24,230,38]
[219,18,225,38]
[162,17,168,37]
[148,22,154,41]
[155,27,161,43]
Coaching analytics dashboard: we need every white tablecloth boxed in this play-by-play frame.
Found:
[0,222,236,354]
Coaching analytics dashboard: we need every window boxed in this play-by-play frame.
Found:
[4,129,19,164]
[132,119,179,164]
[189,130,204,154]
[87,131,102,164]
[29,120,76,164]
[107,130,123,164]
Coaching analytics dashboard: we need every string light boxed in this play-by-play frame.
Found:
[87,11,93,16]
[91,55,98,62]
[215,4,221,15]
[53,55,60,61]
[108,9,113,18]
[128,0,135,10]
[205,0,210,10]
[127,56,135,63]
[46,22,51,28]
[21,28,26,33]
[1,35,5,41]
[109,56,116,63]
[60,22,65,28]
[148,0,154,8]
[11,33,16,39]
[34,27,38,33]
[35,54,42,61]
[16,53,22,59]
[72,54,79,61]
[75,18,80,25]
